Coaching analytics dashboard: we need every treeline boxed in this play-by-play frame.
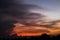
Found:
[0,34,60,40]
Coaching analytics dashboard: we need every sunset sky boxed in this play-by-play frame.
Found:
[0,0,60,37]
[9,0,60,36]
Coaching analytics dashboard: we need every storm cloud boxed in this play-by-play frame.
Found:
[0,0,45,37]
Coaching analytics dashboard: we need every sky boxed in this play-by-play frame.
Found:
[9,0,60,36]
[19,0,60,20]
[0,0,60,37]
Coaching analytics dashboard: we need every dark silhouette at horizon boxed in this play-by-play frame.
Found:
[0,34,60,40]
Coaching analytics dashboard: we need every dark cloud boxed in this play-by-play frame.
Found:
[0,0,20,37]
[0,0,45,37]
[0,3,45,24]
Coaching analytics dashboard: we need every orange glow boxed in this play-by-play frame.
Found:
[10,22,60,36]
